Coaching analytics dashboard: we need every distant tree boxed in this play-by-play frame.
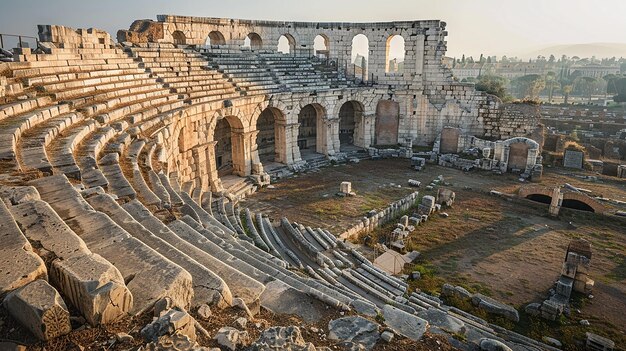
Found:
[461,54,466,63]
[603,74,620,95]
[614,78,626,102]
[548,54,556,63]
[512,74,546,100]
[479,54,485,63]
[578,77,598,102]
[501,55,509,63]
[475,75,510,101]
[487,56,492,64]
[545,72,560,102]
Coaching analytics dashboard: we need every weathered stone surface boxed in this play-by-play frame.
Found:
[0,201,47,296]
[141,308,197,343]
[214,326,249,351]
[9,199,133,325]
[471,294,519,323]
[349,299,379,317]
[382,304,429,341]
[478,338,513,351]
[260,280,325,323]
[141,333,210,351]
[250,326,316,351]
[196,304,212,320]
[328,316,379,351]
[417,308,465,335]
[2,280,71,340]
[380,330,394,343]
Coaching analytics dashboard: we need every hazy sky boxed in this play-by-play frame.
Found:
[1,0,625,59]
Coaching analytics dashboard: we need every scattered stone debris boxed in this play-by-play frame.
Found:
[141,308,197,343]
[328,316,380,350]
[250,326,316,351]
[586,332,615,351]
[215,326,250,351]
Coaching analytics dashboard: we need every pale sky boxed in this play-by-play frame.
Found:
[1,0,625,59]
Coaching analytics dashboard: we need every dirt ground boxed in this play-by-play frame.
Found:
[244,158,626,344]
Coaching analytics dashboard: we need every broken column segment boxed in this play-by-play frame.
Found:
[3,279,71,340]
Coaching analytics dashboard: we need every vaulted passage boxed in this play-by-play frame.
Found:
[562,199,595,212]
[256,108,279,162]
[339,101,363,150]
[298,104,322,156]
[215,118,234,176]
[526,194,552,204]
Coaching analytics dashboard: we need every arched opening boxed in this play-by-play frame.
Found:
[562,199,595,212]
[351,34,369,81]
[172,31,186,45]
[256,108,283,163]
[205,31,226,47]
[242,33,263,50]
[298,104,324,158]
[214,118,234,176]
[314,34,329,58]
[339,101,363,150]
[385,35,405,73]
[277,34,295,54]
[508,142,530,171]
[526,194,552,205]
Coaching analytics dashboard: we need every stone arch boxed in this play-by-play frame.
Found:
[243,32,263,50]
[277,34,296,54]
[314,34,330,58]
[209,109,248,177]
[338,100,365,149]
[256,107,287,163]
[351,34,370,81]
[385,34,405,73]
[172,30,186,45]
[519,185,607,213]
[206,30,226,46]
[298,103,326,156]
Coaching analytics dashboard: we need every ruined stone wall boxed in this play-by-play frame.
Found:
[483,102,541,140]
[38,25,112,48]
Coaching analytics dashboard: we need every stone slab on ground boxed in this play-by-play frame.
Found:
[382,304,429,341]
[260,280,325,323]
[328,316,379,351]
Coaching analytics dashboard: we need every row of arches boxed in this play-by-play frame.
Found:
[207,100,363,178]
[172,30,406,73]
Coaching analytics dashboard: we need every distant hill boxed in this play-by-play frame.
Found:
[523,43,626,59]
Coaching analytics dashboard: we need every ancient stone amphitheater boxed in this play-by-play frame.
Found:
[0,15,549,350]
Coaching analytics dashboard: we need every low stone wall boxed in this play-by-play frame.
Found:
[339,191,419,240]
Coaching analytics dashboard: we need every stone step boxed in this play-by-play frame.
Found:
[0,200,47,297]
[86,194,232,309]
[7,196,132,325]
[28,175,193,315]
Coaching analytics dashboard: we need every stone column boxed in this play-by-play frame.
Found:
[525,148,538,174]
[357,114,376,148]
[318,118,339,156]
[205,141,223,193]
[274,120,289,164]
[229,128,251,177]
[549,187,563,217]
[286,123,302,164]
[245,130,263,175]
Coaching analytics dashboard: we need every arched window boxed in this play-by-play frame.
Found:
[205,31,226,47]
[242,33,263,50]
[172,31,186,45]
[385,35,405,73]
[313,35,329,58]
[351,34,369,80]
[277,34,295,54]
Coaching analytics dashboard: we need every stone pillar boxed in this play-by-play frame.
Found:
[358,114,376,148]
[280,122,301,164]
[319,118,340,156]
[500,145,510,173]
[205,141,223,193]
[230,128,251,177]
[549,187,563,217]
[525,148,538,174]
